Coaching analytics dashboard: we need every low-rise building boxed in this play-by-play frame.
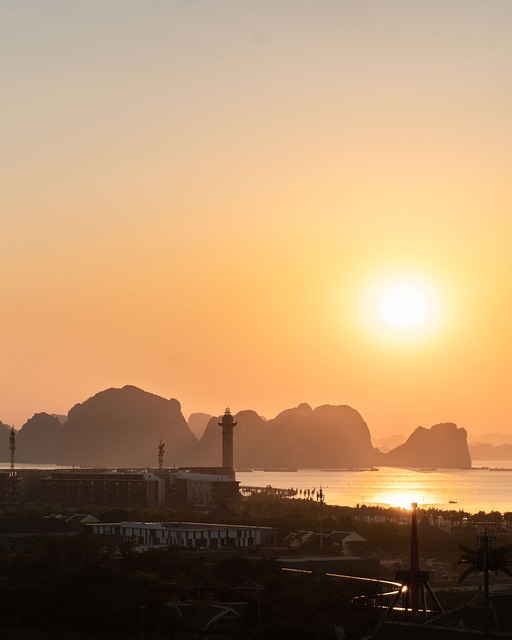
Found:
[39,470,165,507]
[0,518,78,547]
[88,521,277,549]
[0,471,23,505]
[169,469,240,507]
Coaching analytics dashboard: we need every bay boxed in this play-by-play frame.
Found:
[3,462,512,515]
[238,461,512,515]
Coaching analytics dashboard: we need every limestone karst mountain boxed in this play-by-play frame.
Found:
[0,387,472,468]
[187,412,213,439]
[0,422,11,457]
[57,385,198,468]
[196,409,269,467]
[17,413,62,463]
[196,403,377,468]
[372,434,406,453]
[381,422,472,469]
[468,442,512,460]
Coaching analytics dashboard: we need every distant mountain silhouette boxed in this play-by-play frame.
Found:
[187,412,213,439]
[381,423,471,469]
[0,387,472,469]
[17,413,62,463]
[57,385,197,467]
[469,442,512,461]
[0,422,11,458]
[372,434,406,453]
[196,402,376,468]
[468,432,512,446]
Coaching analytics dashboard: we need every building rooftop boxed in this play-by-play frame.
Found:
[95,520,276,530]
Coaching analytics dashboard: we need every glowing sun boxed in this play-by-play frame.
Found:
[377,282,430,331]
[362,273,442,341]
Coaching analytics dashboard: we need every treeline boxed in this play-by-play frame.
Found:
[0,533,381,640]
[1,497,511,638]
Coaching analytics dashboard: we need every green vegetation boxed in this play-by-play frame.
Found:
[0,497,512,638]
[0,532,382,640]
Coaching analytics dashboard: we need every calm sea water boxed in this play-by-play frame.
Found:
[3,462,511,514]
[237,461,512,515]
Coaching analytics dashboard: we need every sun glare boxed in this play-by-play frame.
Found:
[361,273,442,342]
[377,283,429,331]
[374,492,422,510]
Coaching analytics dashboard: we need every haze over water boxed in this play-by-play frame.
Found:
[239,462,512,514]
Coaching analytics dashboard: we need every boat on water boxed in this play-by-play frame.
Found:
[263,468,298,472]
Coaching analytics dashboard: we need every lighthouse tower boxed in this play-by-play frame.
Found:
[218,408,237,471]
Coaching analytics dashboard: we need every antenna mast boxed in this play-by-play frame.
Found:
[158,439,165,470]
[9,426,16,470]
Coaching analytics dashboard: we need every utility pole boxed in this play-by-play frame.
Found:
[409,502,420,622]
[477,528,495,639]
[317,486,325,552]
[9,426,16,470]
[138,605,147,640]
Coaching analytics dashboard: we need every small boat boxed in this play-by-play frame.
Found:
[449,500,457,504]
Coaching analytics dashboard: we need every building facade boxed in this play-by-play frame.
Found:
[88,521,277,549]
[169,469,240,507]
[0,471,23,505]
[39,470,165,507]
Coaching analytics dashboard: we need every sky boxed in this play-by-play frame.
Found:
[2,1,512,439]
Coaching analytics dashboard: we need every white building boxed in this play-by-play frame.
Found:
[170,469,240,506]
[88,521,277,549]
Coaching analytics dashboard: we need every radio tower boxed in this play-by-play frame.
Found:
[158,440,165,470]
[9,426,16,470]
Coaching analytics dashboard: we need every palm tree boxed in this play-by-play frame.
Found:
[458,535,512,583]
[458,530,512,635]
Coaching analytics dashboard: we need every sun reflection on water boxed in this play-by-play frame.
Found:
[371,491,434,510]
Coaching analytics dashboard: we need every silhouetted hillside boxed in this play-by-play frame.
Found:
[372,434,406,453]
[0,422,11,460]
[196,403,376,468]
[57,385,197,467]
[17,412,62,463]
[381,423,471,469]
[196,409,268,467]
[0,387,473,469]
[469,442,512,461]
[187,412,212,439]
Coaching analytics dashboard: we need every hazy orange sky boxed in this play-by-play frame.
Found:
[2,1,512,439]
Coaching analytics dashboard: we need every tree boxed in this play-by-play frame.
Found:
[458,531,512,635]
[458,538,512,583]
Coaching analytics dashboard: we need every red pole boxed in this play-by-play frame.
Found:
[410,502,419,622]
